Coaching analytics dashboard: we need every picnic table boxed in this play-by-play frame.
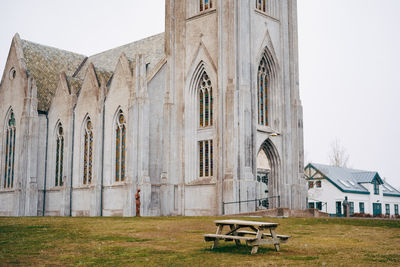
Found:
[204,219,290,254]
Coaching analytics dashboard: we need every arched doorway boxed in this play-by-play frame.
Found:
[257,138,281,209]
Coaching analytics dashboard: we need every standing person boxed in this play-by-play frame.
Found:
[135,189,141,217]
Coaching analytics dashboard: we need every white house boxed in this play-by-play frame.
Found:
[305,163,400,217]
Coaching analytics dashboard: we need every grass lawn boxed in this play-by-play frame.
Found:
[0,216,399,266]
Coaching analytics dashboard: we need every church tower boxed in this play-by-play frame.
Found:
[164,0,307,215]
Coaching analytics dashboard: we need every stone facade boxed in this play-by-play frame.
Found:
[0,0,307,217]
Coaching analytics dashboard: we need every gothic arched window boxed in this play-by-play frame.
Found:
[55,123,64,187]
[257,56,269,126]
[199,72,213,128]
[3,110,16,189]
[200,0,212,12]
[197,71,214,178]
[115,110,126,182]
[83,117,93,185]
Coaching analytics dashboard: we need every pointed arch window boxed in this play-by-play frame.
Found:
[199,72,213,128]
[55,123,64,187]
[3,110,16,189]
[83,117,93,185]
[200,0,212,12]
[197,70,214,179]
[115,110,126,182]
[257,56,269,126]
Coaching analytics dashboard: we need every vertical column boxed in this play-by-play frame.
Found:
[135,54,151,216]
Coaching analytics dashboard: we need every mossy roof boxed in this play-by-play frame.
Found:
[19,32,165,112]
[21,40,87,112]
[75,33,165,80]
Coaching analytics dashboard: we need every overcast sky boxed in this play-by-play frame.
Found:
[0,0,399,189]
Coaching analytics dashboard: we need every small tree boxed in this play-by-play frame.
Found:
[328,138,350,168]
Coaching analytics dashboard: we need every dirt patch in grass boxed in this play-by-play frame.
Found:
[0,216,399,266]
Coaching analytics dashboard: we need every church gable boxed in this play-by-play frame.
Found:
[76,63,104,108]
[106,53,133,100]
[48,74,77,111]
[0,34,31,104]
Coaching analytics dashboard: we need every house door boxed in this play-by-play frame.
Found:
[373,203,382,216]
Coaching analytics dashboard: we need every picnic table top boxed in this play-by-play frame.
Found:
[213,219,279,228]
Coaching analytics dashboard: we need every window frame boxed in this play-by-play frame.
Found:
[359,202,365,214]
[3,109,16,189]
[308,181,314,189]
[54,122,64,187]
[196,71,215,180]
[199,0,213,13]
[257,56,270,126]
[114,109,127,183]
[82,117,93,185]
[385,204,390,216]
[336,201,342,216]
[395,204,399,216]
[374,181,379,195]
[349,202,354,216]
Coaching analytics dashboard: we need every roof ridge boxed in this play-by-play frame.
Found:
[88,32,165,58]
[21,39,87,58]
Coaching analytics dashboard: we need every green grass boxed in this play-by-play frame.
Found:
[0,216,399,266]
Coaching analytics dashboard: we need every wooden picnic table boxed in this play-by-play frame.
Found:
[204,219,290,254]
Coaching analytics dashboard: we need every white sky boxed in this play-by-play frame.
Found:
[0,0,399,189]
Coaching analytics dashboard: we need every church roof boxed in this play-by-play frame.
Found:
[18,32,165,112]
[65,76,84,95]
[74,33,165,80]
[306,163,400,197]
[21,39,87,112]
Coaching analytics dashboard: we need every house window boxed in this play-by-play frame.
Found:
[349,202,354,216]
[83,117,93,185]
[3,110,16,189]
[200,0,212,12]
[308,202,315,209]
[316,202,322,211]
[336,201,342,216]
[199,72,213,128]
[395,204,399,215]
[199,140,213,178]
[115,110,126,182]
[308,181,314,189]
[55,123,64,187]
[257,56,269,126]
[385,204,390,216]
[359,202,365,214]
[316,181,322,188]
[374,181,379,195]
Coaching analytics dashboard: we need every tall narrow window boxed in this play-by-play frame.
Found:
[374,180,379,195]
[199,72,213,128]
[199,140,213,178]
[115,110,126,182]
[257,56,269,126]
[257,0,266,12]
[83,117,93,185]
[55,123,64,187]
[3,110,16,189]
[200,0,212,12]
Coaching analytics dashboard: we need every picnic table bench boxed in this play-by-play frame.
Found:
[204,219,290,254]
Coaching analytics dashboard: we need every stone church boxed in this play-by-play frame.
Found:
[0,0,306,216]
